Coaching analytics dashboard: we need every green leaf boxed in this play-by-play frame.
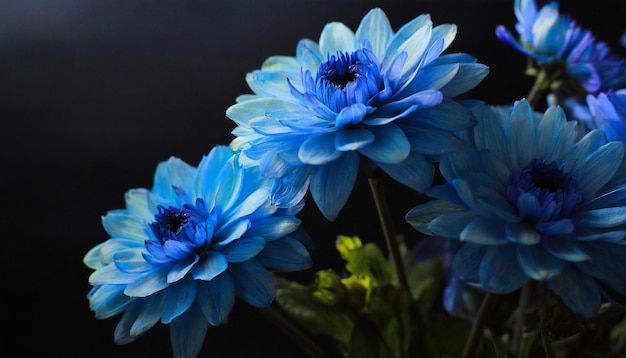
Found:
[274,274,353,352]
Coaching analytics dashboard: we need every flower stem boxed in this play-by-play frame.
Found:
[512,282,533,356]
[526,67,549,109]
[260,305,330,358]
[364,164,411,294]
[461,292,497,358]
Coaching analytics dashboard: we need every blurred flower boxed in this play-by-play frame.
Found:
[496,0,626,93]
[227,8,488,221]
[407,99,626,317]
[412,237,481,319]
[584,89,626,142]
[84,146,312,358]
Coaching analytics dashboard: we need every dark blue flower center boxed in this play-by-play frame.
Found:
[313,49,382,113]
[150,199,210,245]
[506,158,582,223]
[319,52,358,89]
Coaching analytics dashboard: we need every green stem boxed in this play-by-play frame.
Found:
[259,305,330,358]
[461,293,497,358]
[512,282,533,356]
[526,67,549,109]
[364,164,411,294]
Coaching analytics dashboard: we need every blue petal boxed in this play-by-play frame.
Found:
[124,268,170,297]
[355,8,392,58]
[335,126,375,151]
[161,276,197,324]
[505,223,541,245]
[219,237,266,263]
[102,212,148,242]
[245,70,294,99]
[359,124,410,163]
[570,141,624,198]
[246,216,301,240]
[166,256,199,283]
[152,157,196,200]
[257,237,313,272]
[548,264,601,317]
[454,177,519,222]
[412,98,474,132]
[543,237,590,262]
[479,245,528,293]
[310,151,359,221]
[125,188,159,219]
[114,304,143,344]
[406,199,467,235]
[535,218,574,235]
[428,210,478,238]
[197,272,235,326]
[170,301,209,358]
[214,218,251,247]
[385,18,431,74]
[408,127,464,155]
[318,21,357,55]
[577,207,626,228]
[297,39,323,74]
[88,285,132,319]
[191,251,228,281]
[517,244,564,280]
[452,243,488,284]
[509,99,538,167]
[460,217,508,245]
[128,294,162,337]
[231,259,275,307]
[270,168,311,208]
[335,103,369,127]
[439,63,489,97]
[376,152,434,192]
[298,132,342,165]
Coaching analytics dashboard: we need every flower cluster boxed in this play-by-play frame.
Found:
[85,1,626,357]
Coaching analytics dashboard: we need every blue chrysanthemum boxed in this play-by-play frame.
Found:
[496,0,626,93]
[227,8,488,220]
[584,89,626,142]
[406,99,626,317]
[83,146,312,358]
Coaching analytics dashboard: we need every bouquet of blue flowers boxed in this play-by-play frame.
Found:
[84,0,626,357]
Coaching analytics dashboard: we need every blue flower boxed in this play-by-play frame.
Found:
[227,8,488,221]
[83,146,312,358]
[406,99,626,317]
[496,0,626,93]
[584,89,626,142]
[413,237,481,320]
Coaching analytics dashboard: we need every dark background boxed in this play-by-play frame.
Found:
[2,1,625,357]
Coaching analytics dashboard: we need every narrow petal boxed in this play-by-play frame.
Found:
[256,237,313,272]
[376,152,434,192]
[318,21,357,55]
[359,124,410,163]
[479,245,528,293]
[505,223,541,245]
[124,268,170,298]
[231,259,276,307]
[355,8,393,59]
[517,245,564,280]
[428,210,478,238]
[191,251,228,281]
[197,272,235,326]
[245,216,301,240]
[161,276,197,324]
[298,132,342,165]
[548,265,601,317]
[453,243,488,284]
[577,207,626,228]
[310,152,359,221]
[170,302,209,358]
[219,237,265,263]
[460,217,508,245]
[335,126,375,151]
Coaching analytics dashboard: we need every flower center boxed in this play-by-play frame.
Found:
[506,158,582,223]
[149,199,211,245]
[319,52,358,89]
[150,206,191,242]
[313,49,382,113]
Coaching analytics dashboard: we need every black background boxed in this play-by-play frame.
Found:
[2,1,626,357]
